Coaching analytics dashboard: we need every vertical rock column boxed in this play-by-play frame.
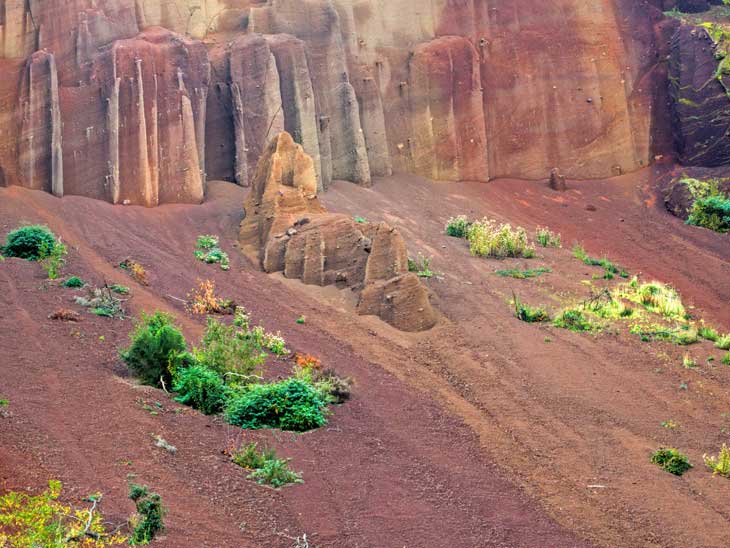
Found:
[265,34,323,190]
[228,34,285,187]
[98,27,209,206]
[19,51,64,197]
[250,0,371,188]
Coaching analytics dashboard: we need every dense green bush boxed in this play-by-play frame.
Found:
[62,276,85,288]
[172,364,227,415]
[687,195,730,232]
[225,378,327,431]
[2,225,56,260]
[651,448,692,476]
[128,484,165,545]
[121,312,187,387]
[445,215,470,238]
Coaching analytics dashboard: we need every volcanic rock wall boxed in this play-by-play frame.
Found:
[0,0,672,204]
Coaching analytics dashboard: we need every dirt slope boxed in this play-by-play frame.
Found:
[318,166,730,547]
[0,182,586,547]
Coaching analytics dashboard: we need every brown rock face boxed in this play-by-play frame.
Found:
[240,132,437,332]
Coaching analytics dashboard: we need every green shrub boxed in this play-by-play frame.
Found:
[535,227,561,248]
[512,294,549,323]
[38,240,67,280]
[716,335,730,350]
[173,364,227,415]
[225,378,327,431]
[110,284,130,294]
[194,317,267,381]
[128,484,165,545]
[467,219,535,259]
[408,253,434,278]
[194,234,230,270]
[651,448,692,476]
[232,443,303,488]
[673,328,699,346]
[2,225,57,260]
[687,195,730,232]
[554,308,596,332]
[0,480,126,546]
[121,312,187,387]
[704,444,730,477]
[62,276,85,288]
[723,353,730,365]
[445,215,470,238]
[698,325,720,342]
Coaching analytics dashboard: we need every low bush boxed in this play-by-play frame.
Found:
[535,227,561,248]
[687,195,730,233]
[723,353,730,365]
[225,378,327,431]
[716,335,730,350]
[74,286,126,319]
[187,279,235,315]
[194,234,230,270]
[704,444,730,477]
[38,239,67,280]
[651,448,692,476]
[683,353,697,369]
[408,253,435,278]
[121,312,187,387]
[554,308,596,332]
[231,443,303,488]
[194,317,267,381]
[62,276,85,288]
[698,325,719,342]
[445,215,470,238]
[120,258,149,286]
[1,225,56,260]
[467,219,535,259]
[172,364,227,415]
[128,484,165,545]
[0,480,126,546]
[512,294,549,323]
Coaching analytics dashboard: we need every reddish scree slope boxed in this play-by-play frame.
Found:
[1,165,730,547]
[0,182,586,548]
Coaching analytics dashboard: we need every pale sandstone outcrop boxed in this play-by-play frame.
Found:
[240,132,437,332]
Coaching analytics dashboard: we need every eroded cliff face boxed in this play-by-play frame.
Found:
[0,0,668,203]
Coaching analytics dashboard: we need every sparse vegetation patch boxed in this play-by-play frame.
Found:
[194,235,230,271]
[467,219,535,259]
[231,443,303,488]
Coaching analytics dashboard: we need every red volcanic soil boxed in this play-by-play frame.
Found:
[0,182,586,548]
[1,166,729,547]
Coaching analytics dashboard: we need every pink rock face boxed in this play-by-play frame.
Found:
[0,0,685,204]
[408,36,488,182]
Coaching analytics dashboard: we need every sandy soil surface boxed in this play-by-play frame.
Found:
[1,164,729,547]
[0,181,587,547]
[315,166,730,548]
